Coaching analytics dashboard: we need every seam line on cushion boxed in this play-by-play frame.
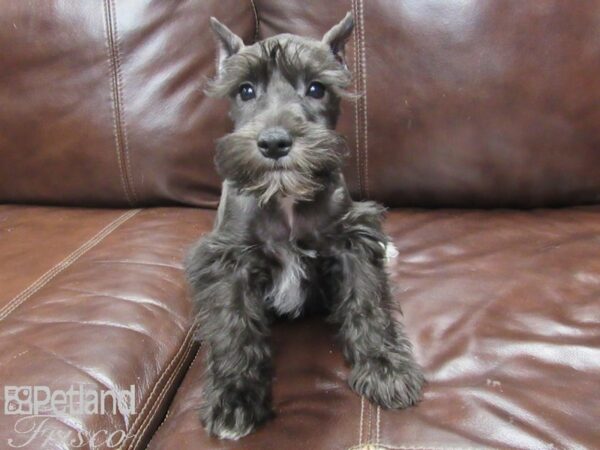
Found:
[351,0,363,197]
[357,0,370,198]
[125,325,196,450]
[103,0,137,206]
[367,400,372,443]
[132,337,197,450]
[250,0,260,42]
[348,446,485,450]
[147,346,201,447]
[376,404,381,446]
[358,395,365,445]
[0,209,140,322]
[110,0,138,204]
[103,0,130,204]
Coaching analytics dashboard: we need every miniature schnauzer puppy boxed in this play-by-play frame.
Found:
[186,12,424,440]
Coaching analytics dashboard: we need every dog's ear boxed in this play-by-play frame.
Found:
[209,17,244,74]
[322,12,354,64]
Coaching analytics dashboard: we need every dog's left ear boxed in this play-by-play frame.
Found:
[322,12,354,65]
[209,17,244,75]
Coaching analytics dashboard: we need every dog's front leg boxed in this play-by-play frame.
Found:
[330,214,425,409]
[187,241,272,440]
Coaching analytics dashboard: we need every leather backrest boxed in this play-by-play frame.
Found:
[257,0,600,207]
[2,1,599,208]
[0,0,256,207]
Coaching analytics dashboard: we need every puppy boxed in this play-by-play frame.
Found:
[186,12,424,439]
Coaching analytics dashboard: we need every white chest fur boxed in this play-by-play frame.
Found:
[266,197,308,317]
[267,247,307,317]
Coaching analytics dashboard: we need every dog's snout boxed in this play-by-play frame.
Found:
[257,127,292,159]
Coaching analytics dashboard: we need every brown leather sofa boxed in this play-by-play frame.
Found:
[1,1,599,449]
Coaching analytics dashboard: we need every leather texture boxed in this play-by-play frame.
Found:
[0,205,214,449]
[3,0,599,208]
[256,0,600,207]
[0,0,256,208]
[148,207,600,449]
[2,1,600,449]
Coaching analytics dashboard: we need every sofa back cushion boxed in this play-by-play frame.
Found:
[258,0,600,207]
[0,0,256,207]
[1,1,599,208]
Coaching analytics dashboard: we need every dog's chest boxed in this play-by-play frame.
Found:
[267,245,310,317]
[251,194,337,317]
[264,197,322,317]
[279,196,295,230]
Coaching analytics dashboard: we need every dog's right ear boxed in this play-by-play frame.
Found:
[322,12,354,66]
[209,17,244,75]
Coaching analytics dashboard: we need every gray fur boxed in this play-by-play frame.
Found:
[186,13,424,440]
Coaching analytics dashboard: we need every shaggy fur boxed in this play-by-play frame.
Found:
[186,12,424,440]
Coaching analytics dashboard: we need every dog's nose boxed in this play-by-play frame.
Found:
[257,127,292,159]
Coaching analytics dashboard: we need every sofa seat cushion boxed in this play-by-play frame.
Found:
[148,207,600,449]
[0,205,214,450]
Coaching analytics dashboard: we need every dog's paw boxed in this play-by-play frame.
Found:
[349,358,425,409]
[200,386,272,440]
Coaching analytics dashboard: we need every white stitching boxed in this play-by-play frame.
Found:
[129,335,197,449]
[380,447,485,450]
[358,0,370,198]
[149,346,202,442]
[348,446,487,450]
[359,396,365,445]
[376,405,381,445]
[103,0,132,205]
[0,209,140,322]
[110,0,138,204]
[130,338,197,450]
[351,0,363,196]
[367,401,372,443]
[126,327,197,450]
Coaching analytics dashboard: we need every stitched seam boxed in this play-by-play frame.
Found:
[104,0,137,206]
[125,326,196,450]
[250,0,260,42]
[147,346,201,446]
[128,329,195,450]
[376,405,381,445]
[348,446,487,450]
[127,327,194,448]
[131,337,196,450]
[103,0,132,205]
[129,332,196,450]
[358,0,370,198]
[351,0,363,196]
[0,210,140,322]
[358,395,365,445]
[367,401,372,444]
[110,0,138,204]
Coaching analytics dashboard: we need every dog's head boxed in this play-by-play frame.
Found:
[207,13,354,205]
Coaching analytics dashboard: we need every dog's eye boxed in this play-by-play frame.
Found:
[238,83,256,101]
[306,82,326,99]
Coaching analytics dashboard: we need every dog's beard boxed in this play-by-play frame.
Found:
[215,122,345,206]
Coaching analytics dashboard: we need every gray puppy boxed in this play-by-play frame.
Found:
[186,12,424,440]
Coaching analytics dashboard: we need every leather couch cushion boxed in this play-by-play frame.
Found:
[0,205,214,449]
[4,0,599,210]
[257,0,600,207]
[148,207,600,449]
[0,0,255,208]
